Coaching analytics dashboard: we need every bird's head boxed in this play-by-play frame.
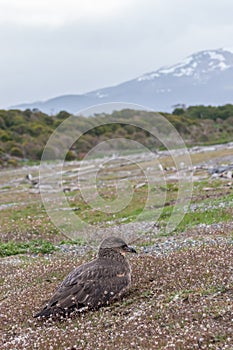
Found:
[98,236,137,257]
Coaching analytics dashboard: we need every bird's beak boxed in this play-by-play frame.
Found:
[123,245,137,254]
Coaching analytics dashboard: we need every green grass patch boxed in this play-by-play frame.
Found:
[200,285,229,296]
[59,237,87,245]
[0,239,57,257]
[5,204,45,221]
[166,289,195,303]
[174,208,232,233]
[67,184,149,225]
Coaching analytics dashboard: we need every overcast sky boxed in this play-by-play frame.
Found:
[1,0,233,108]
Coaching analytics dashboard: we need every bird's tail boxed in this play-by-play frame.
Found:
[33,304,77,318]
[33,307,55,318]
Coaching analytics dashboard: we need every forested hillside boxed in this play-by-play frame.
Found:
[0,105,233,167]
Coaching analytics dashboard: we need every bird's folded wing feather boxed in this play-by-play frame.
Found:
[45,260,129,310]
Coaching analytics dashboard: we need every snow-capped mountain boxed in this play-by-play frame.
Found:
[137,48,233,81]
[12,48,233,114]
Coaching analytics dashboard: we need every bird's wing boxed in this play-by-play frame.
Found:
[41,259,130,313]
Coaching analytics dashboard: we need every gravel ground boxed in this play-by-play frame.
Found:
[1,143,233,349]
[1,240,232,350]
[55,222,233,257]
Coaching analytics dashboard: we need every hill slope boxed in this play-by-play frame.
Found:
[12,48,233,114]
[0,105,233,167]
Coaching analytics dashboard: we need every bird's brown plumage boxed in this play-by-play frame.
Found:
[34,236,136,318]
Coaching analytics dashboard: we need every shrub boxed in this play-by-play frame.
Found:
[65,150,76,161]
[0,131,11,142]
[10,146,24,158]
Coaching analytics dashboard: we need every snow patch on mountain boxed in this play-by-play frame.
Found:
[158,56,193,75]
[137,48,233,83]
[137,72,160,81]
[96,91,108,98]
[208,51,225,61]
[223,47,233,54]
[156,88,172,93]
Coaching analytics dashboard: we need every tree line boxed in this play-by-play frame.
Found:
[0,105,233,167]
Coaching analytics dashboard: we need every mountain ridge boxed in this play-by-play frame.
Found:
[11,48,233,114]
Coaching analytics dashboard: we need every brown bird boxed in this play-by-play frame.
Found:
[34,236,136,318]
